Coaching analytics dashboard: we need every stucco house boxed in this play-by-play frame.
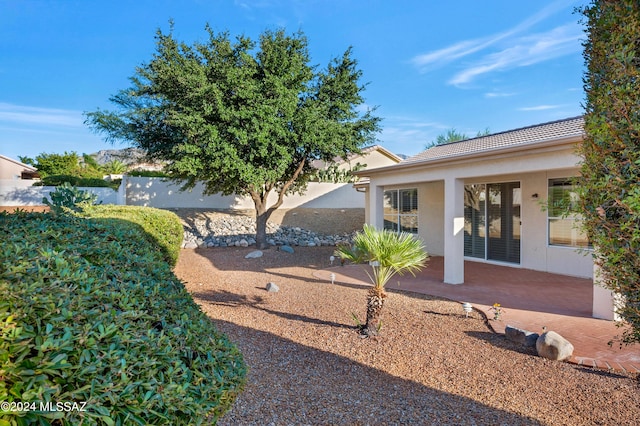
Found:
[0,154,38,180]
[354,116,616,320]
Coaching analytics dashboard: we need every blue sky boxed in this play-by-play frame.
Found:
[0,0,586,162]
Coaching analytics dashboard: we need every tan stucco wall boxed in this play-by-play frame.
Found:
[0,157,35,180]
[364,142,593,279]
[420,181,444,256]
[338,150,399,171]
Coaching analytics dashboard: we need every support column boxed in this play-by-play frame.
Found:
[592,262,621,321]
[444,177,464,284]
[368,183,384,229]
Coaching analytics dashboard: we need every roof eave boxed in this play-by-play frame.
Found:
[354,134,584,178]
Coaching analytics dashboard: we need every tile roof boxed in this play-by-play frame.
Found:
[311,144,402,169]
[403,116,585,164]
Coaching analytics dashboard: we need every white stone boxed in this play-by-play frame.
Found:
[245,250,263,259]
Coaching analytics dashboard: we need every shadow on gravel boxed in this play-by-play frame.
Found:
[192,289,356,330]
[465,330,538,357]
[575,366,635,380]
[212,319,543,426]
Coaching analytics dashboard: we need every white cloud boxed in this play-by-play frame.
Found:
[518,104,561,111]
[411,39,488,71]
[448,23,583,86]
[0,103,84,127]
[485,91,517,98]
[410,0,583,85]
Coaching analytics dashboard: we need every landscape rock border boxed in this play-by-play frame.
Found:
[181,214,356,248]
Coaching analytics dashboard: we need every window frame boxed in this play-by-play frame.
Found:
[383,188,418,234]
[547,178,591,249]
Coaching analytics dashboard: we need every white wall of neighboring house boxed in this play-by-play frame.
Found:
[338,148,400,171]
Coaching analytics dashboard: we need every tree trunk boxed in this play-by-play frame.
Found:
[362,286,387,336]
[255,204,271,249]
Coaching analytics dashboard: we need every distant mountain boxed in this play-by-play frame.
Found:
[91,148,147,165]
[91,148,164,171]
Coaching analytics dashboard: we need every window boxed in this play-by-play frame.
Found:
[548,178,590,248]
[383,188,418,233]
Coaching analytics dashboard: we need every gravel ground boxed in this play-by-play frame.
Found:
[174,246,640,426]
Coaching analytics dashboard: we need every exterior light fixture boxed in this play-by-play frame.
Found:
[330,255,335,265]
[330,273,336,285]
[461,302,473,317]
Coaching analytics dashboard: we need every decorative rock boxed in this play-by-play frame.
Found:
[245,250,263,259]
[266,282,279,292]
[536,331,574,361]
[505,325,539,347]
[181,214,356,249]
[280,245,295,253]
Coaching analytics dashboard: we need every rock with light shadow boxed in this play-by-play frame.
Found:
[245,250,263,259]
[505,325,539,348]
[536,330,574,361]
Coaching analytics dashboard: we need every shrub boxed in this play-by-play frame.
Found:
[0,211,246,425]
[42,182,100,213]
[127,170,169,178]
[579,0,640,345]
[78,205,183,267]
[34,175,115,189]
[31,152,80,178]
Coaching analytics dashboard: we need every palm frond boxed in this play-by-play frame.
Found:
[334,224,428,289]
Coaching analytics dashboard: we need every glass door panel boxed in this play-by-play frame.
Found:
[487,182,520,263]
[464,184,486,259]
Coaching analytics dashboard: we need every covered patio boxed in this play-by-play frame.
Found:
[315,257,640,373]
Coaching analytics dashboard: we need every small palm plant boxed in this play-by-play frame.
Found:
[335,224,428,337]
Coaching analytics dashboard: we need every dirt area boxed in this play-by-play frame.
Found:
[170,208,365,235]
[174,246,640,425]
[0,206,49,213]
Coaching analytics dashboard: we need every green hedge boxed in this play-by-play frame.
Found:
[34,175,120,190]
[0,211,246,425]
[127,171,169,178]
[77,205,183,267]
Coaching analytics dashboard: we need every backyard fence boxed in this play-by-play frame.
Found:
[0,179,121,206]
[0,176,364,210]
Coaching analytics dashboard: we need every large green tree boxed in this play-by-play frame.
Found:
[25,152,80,178]
[21,151,104,179]
[579,0,640,345]
[86,24,380,248]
